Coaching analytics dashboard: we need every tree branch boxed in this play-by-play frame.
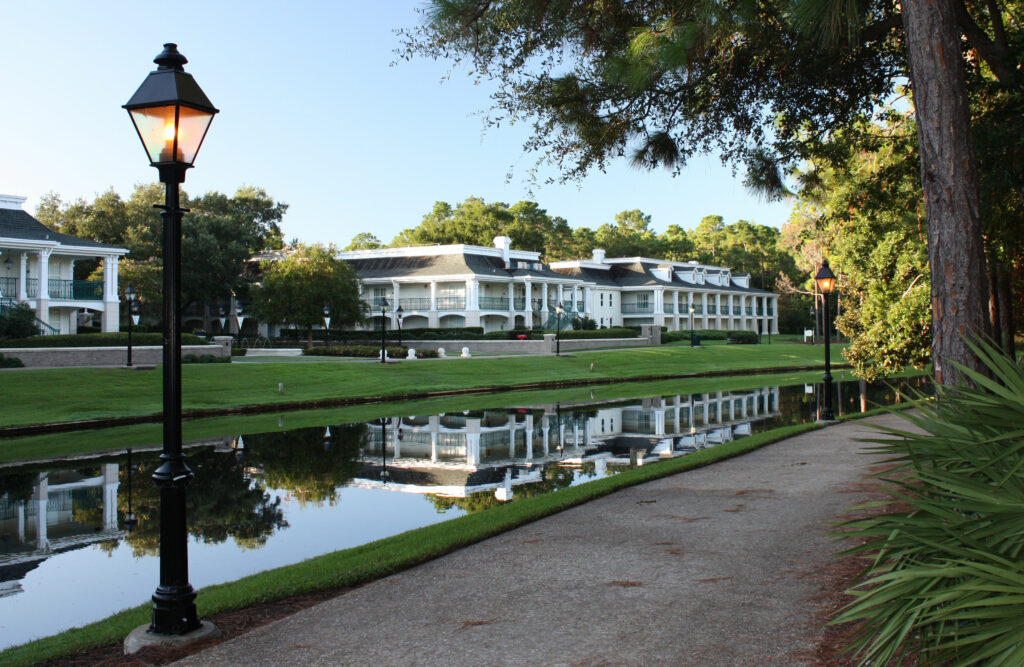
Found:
[956,1,1021,86]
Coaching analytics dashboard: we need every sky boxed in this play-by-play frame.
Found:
[0,1,793,248]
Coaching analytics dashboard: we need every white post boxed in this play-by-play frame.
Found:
[18,253,28,300]
[541,282,548,313]
[430,280,437,311]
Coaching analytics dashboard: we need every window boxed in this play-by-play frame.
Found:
[600,293,604,306]
[609,294,614,307]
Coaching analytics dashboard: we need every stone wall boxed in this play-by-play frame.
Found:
[0,336,232,369]
[403,332,656,357]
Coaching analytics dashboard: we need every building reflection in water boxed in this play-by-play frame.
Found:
[350,387,780,503]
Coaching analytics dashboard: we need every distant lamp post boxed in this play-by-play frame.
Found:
[555,302,565,356]
[815,259,838,421]
[124,284,138,367]
[322,303,331,344]
[217,306,226,334]
[124,42,218,638]
[396,305,404,349]
[379,296,389,363]
[689,304,696,347]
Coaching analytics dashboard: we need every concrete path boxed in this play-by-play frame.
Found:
[176,413,915,667]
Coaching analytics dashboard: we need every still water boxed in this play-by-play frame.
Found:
[0,376,925,649]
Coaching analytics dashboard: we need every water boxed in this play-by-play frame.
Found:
[0,375,927,649]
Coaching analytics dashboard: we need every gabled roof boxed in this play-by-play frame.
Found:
[344,251,570,281]
[0,205,126,253]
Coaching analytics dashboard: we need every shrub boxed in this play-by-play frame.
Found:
[0,352,25,368]
[662,330,728,344]
[182,354,229,364]
[834,342,1024,665]
[231,347,248,356]
[727,330,759,344]
[305,345,408,358]
[559,327,640,339]
[573,316,597,330]
[416,349,440,358]
[0,303,40,339]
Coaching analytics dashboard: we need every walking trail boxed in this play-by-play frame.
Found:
[175,413,915,667]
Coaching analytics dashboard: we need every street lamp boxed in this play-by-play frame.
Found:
[124,284,138,367]
[555,302,565,356]
[235,304,244,336]
[217,306,226,334]
[815,259,837,421]
[396,305,404,349]
[689,304,696,347]
[379,296,389,363]
[124,43,217,638]
[322,303,331,345]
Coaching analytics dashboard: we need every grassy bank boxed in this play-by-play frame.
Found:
[0,418,828,666]
[0,341,843,429]
[1,368,877,464]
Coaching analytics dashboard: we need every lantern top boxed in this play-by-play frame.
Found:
[123,44,218,114]
[815,259,837,294]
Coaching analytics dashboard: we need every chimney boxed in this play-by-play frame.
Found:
[0,194,27,210]
[494,236,512,267]
[592,248,606,264]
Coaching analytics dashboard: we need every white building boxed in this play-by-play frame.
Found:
[0,195,127,334]
[337,236,778,334]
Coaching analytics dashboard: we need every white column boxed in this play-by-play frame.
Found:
[466,418,481,467]
[572,284,579,312]
[430,281,437,310]
[430,416,440,461]
[102,464,119,530]
[508,281,515,312]
[103,255,119,301]
[556,283,564,307]
[654,409,666,436]
[471,279,480,309]
[34,473,48,551]
[37,249,51,298]
[392,281,400,311]
[541,283,548,312]
[771,296,779,334]
[673,291,679,321]
[525,414,535,460]
[654,287,664,314]
[17,253,28,300]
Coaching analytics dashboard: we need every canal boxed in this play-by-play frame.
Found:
[0,374,926,649]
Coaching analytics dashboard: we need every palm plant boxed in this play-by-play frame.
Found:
[835,340,1024,665]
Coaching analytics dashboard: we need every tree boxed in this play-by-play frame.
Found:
[345,232,384,250]
[251,244,365,346]
[402,0,1024,383]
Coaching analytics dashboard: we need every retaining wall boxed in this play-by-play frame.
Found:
[0,336,232,368]
[403,327,658,357]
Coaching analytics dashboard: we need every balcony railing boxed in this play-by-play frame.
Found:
[693,304,703,314]
[706,305,717,315]
[732,306,741,315]
[436,297,466,310]
[767,306,775,316]
[0,277,16,296]
[398,298,431,311]
[664,304,674,314]
[745,306,753,315]
[531,298,543,311]
[513,297,526,310]
[621,303,653,314]
[21,278,103,300]
[366,297,391,309]
[479,296,510,310]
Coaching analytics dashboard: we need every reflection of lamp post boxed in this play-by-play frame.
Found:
[689,304,696,347]
[379,296,389,363]
[815,260,837,421]
[125,42,217,637]
[124,448,138,532]
[396,305,404,349]
[125,284,138,367]
[322,303,331,345]
[555,302,565,356]
[379,417,390,482]
[218,306,226,334]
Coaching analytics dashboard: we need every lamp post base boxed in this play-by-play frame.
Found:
[124,620,221,655]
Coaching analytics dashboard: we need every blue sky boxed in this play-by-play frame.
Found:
[0,1,792,247]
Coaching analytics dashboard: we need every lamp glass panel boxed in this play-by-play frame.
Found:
[816,276,836,293]
[176,106,215,164]
[129,106,181,163]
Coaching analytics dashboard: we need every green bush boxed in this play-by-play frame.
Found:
[0,352,25,368]
[182,354,230,364]
[727,330,759,344]
[0,303,40,339]
[231,347,248,356]
[662,330,728,344]
[416,349,440,358]
[835,342,1024,665]
[305,345,407,358]
[558,327,640,339]
[300,327,486,342]
[0,332,206,348]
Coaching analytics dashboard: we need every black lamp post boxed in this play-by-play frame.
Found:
[235,304,244,337]
[689,304,696,347]
[815,259,837,421]
[555,302,565,356]
[218,305,226,334]
[379,296,389,363]
[322,303,331,345]
[125,284,138,366]
[396,305,404,349]
[124,43,217,636]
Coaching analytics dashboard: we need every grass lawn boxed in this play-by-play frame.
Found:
[0,340,844,429]
[0,367,876,465]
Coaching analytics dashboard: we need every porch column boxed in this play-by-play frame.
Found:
[102,464,119,531]
[391,281,400,311]
[34,473,49,552]
[36,249,52,331]
[18,253,28,300]
[525,414,535,460]
[466,418,481,467]
[430,281,437,310]
[524,280,533,328]
[771,296,779,334]
[572,284,579,312]
[508,281,515,314]
[102,255,120,333]
[673,291,680,328]
[654,287,664,314]
[541,282,548,313]
[556,283,563,307]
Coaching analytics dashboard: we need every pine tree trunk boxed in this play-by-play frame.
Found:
[902,0,990,385]
[998,262,1015,357]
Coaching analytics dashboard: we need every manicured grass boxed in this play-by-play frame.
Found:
[0,341,844,429]
[0,418,828,666]
[0,368,874,465]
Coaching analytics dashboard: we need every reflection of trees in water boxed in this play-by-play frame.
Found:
[0,473,36,505]
[427,464,578,515]
[243,423,366,506]
[124,450,287,556]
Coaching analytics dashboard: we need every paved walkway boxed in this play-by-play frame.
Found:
[176,413,915,667]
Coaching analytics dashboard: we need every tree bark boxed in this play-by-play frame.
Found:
[902,0,990,385]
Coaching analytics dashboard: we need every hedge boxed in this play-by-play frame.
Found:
[0,352,24,368]
[661,330,729,343]
[304,345,408,358]
[0,332,207,348]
